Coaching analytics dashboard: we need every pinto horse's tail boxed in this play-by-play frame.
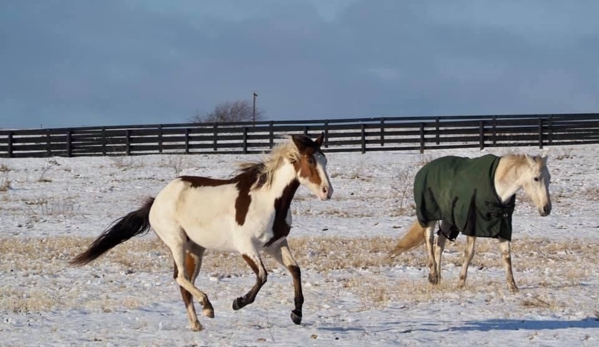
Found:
[70,198,155,266]
[389,220,426,258]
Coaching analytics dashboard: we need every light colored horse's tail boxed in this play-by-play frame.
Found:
[389,220,426,258]
[70,198,155,265]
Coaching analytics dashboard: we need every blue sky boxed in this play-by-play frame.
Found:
[1,1,598,128]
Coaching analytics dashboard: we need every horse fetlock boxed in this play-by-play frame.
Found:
[190,321,203,332]
[291,309,302,325]
[428,272,439,285]
[203,307,215,318]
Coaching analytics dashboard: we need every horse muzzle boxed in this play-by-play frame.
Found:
[539,204,551,217]
[318,186,333,201]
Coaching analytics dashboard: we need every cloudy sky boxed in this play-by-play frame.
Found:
[1,1,598,129]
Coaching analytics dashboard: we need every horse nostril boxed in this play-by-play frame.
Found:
[322,187,328,194]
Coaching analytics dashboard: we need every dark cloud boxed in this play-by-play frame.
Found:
[0,0,597,128]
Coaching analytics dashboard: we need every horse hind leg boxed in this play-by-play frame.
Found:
[458,236,477,288]
[265,239,303,325]
[175,243,214,331]
[498,238,519,292]
[187,243,214,317]
[162,230,212,331]
[232,249,267,311]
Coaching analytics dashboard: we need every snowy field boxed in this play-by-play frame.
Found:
[1,143,598,346]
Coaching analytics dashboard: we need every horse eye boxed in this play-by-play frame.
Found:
[307,157,315,165]
[534,177,540,182]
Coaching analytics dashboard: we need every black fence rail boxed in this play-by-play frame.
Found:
[1,113,599,158]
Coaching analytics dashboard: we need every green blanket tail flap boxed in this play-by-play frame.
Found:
[414,154,516,240]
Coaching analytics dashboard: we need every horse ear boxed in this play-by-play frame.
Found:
[291,135,307,151]
[525,154,536,166]
[541,154,549,165]
[315,132,324,147]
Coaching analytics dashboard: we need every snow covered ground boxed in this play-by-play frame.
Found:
[1,143,598,346]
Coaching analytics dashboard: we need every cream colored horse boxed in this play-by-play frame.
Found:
[390,154,551,292]
[72,134,333,331]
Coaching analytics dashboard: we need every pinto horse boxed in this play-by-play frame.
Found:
[390,153,551,292]
[71,134,333,331]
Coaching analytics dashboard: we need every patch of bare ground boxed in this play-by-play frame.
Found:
[1,235,597,313]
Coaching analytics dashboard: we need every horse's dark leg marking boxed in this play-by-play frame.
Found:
[499,238,519,292]
[288,265,304,324]
[265,240,303,325]
[458,236,476,288]
[233,254,267,310]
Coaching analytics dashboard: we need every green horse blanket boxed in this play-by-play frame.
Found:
[414,154,516,241]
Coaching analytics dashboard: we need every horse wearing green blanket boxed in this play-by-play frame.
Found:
[390,153,551,292]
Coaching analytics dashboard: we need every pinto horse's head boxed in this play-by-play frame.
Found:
[520,154,552,216]
[291,133,333,201]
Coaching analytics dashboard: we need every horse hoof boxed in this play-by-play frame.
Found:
[190,322,203,332]
[203,308,215,318]
[428,274,439,285]
[232,297,244,311]
[509,286,519,293]
[290,310,302,325]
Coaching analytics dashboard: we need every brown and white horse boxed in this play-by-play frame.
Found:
[71,134,333,331]
[390,154,551,292]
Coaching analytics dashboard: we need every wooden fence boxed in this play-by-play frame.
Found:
[1,113,599,158]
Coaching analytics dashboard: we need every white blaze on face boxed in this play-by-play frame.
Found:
[314,152,333,200]
[297,151,333,201]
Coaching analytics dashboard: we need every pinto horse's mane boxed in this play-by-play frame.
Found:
[235,137,302,189]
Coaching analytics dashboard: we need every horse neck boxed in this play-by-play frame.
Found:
[494,158,524,203]
[256,159,299,202]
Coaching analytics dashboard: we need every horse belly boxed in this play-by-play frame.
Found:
[182,217,237,252]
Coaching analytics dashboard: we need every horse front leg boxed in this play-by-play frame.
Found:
[233,250,267,311]
[434,221,449,284]
[266,239,304,325]
[458,236,476,288]
[498,238,519,292]
[425,221,439,284]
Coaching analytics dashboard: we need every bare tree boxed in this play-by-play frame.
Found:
[190,100,265,124]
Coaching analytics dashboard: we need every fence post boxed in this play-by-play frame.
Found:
[324,120,329,148]
[66,130,72,157]
[419,123,425,154]
[380,118,385,146]
[46,130,51,157]
[125,129,131,155]
[269,121,274,148]
[7,132,13,158]
[303,126,308,136]
[548,115,553,145]
[538,118,543,149]
[185,128,190,154]
[492,116,497,146]
[435,117,440,145]
[243,127,248,154]
[361,124,366,153]
[479,121,484,150]
[158,124,163,154]
[102,127,107,156]
[212,123,218,152]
